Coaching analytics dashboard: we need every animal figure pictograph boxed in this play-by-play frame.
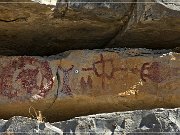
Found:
[140,61,180,83]
[80,75,93,90]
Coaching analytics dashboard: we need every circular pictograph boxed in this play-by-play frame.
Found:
[0,57,54,99]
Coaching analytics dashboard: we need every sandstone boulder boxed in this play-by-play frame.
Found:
[0,49,179,121]
[0,0,180,55]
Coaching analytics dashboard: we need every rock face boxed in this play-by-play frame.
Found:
[0,49,179,121]
[0,108,180,134]
[0,0,180,55]
[112,0,180,49]
[32,0,57,5]
[156,0,180,11]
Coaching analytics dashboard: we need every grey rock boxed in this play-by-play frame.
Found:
[156,0,180,11]
[1,108,180,134]
[0,119,7,132]
[1,116,37,134]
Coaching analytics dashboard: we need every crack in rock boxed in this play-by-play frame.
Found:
[105,0,137,47]
[0,17,28,22]
[43,68,60,113]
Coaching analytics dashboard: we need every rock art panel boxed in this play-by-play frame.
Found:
[0,57,54,100]
[81,54,132,92]
[55,50,180,97]
[0,49,179,121]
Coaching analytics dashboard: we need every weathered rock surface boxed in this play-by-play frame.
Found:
[0,49,179,122]
[110,0,180,49]
[156,0,180,11]
[0,0,180,55]
[0,108,180,134]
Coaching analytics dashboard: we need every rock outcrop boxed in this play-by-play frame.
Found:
[0,0,179,55]
[156,0,180,11]
[0,108,180,134]
[0,49,179,122]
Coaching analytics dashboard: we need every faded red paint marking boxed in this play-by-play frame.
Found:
[58,65,74,96]
[140,62,166,83]
[0,57,54,99]
[80,75,93,90]
[82,54,140,89]
[16,68,39,94]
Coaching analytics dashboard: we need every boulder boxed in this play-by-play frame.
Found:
[0,108,180,134]
[108,0,180,49]
[0,0,179,55]
[0,49,179,121]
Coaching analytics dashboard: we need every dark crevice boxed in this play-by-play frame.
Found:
[0,17,28,22]
[105,0,137,48]
[43,68,60,114]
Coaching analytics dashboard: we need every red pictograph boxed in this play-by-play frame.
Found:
[80,75,93,90]
[82,53,178,86]
[58,65,74,96]
[0,57,54,99]
[82,54,115,89]
[140,62,174,83]
[16,68,39,93]
[82,54,139,89]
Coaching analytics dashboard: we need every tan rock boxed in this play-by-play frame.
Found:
[0,0,180,56]
[0,49,179,121]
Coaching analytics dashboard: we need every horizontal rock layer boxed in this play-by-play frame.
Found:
[0,108,180,134]
[0,49,179,121]
[0,0,180,55]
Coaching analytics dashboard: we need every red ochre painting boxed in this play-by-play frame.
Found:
[58,65,74,96]
[0,57,54,99]
[0,54,179,99]
[81,54,179,90]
